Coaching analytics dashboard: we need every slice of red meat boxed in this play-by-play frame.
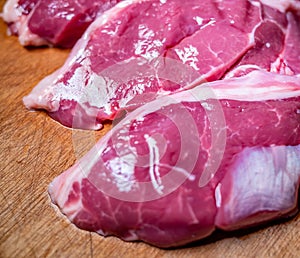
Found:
[1,0,122,47]
[48,70,300,248]
[23,0,268,130]
[22,0,300,130]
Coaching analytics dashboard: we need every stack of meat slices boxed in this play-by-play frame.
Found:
[3,0,300,248]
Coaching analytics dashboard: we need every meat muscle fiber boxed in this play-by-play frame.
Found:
[49,71,300,248]
[22,0,300,130]
[1,0,122,47]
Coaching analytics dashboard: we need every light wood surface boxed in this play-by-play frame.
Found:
[0,1,299,257]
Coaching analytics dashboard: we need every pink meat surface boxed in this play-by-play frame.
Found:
[49,71,300,248]
[22,0,300,130]
[1,0,121,47]
[224,3,300,78]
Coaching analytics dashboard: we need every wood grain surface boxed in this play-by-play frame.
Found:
[0,1,299,257]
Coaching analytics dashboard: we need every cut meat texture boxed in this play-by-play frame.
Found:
[3,0,299,248]
[22,0,300,130]
[224,4,300,78]
[1,0,121,47]
[49,71,300,248]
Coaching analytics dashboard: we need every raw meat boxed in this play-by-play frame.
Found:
[22,0,300,130]
[224,3,300,78]
[2,0,46,46]
[49,70,300,248]
[259,0,300,13]
[1,0,121,47]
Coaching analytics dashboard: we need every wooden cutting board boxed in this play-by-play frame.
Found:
[0,1,299,257]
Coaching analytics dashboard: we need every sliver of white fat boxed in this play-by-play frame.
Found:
[108,133,164,194]
[145,134,164,194]
[215,183,222,208]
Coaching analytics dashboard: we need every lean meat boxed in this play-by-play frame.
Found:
[49,70,300,248]
[22,0,300,129]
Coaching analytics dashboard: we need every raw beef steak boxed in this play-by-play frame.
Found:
[1,0,121,47]
[22,0,300,130]
[49,71,300,248]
